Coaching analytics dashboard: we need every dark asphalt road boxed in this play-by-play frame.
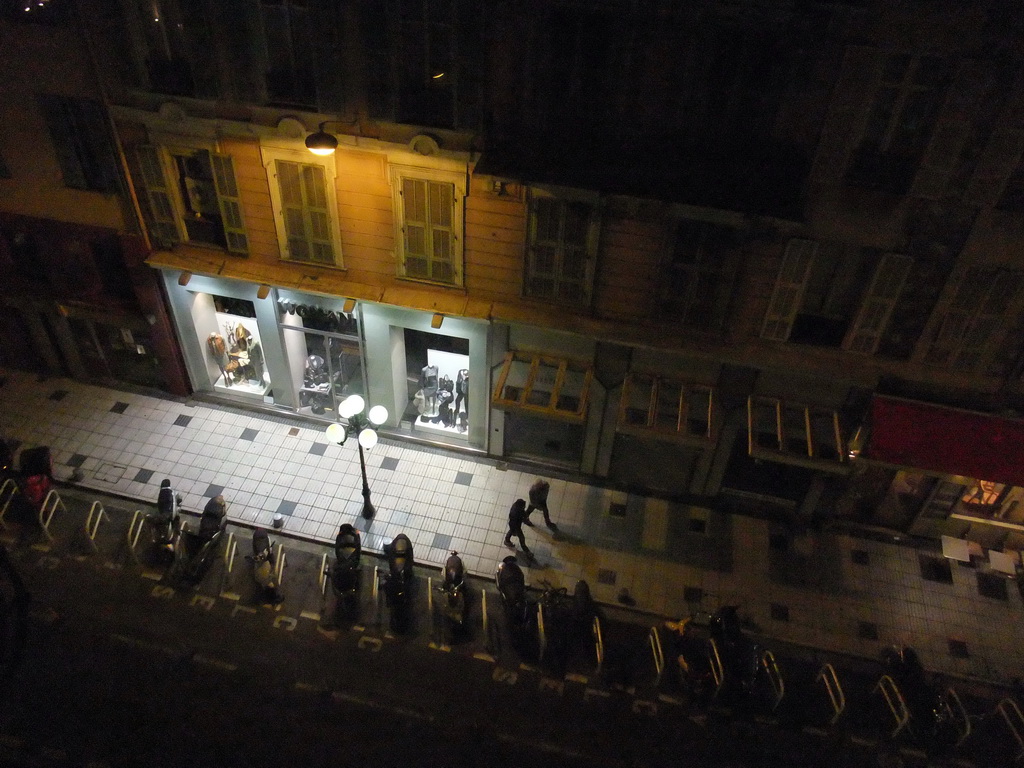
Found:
[0,486,1016,768]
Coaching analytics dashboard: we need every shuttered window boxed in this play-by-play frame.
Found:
[399,177,457,283]
[211,154,248,254]
[38,95,119,193]
[276,160,335,265]
[923,267,1023,372]
[134,145,180,248]
[524,196,597,305]
[761,239,817,342]
[845,254,912,355]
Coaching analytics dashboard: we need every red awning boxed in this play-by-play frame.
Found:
[863,396,1024,486]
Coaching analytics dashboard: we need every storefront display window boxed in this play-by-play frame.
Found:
[405,329,469,437]
[196,294,271,397]
[279,296,364,419]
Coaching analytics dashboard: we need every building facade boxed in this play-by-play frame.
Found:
[7,0,1024,548]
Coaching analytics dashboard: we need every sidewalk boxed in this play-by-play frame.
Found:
[1,368,1020,687]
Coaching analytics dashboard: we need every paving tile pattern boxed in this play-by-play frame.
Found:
[1,368,1022,685]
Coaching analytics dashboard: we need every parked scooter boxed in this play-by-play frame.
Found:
[708,605,763,701]
[538,579,596,671]
[881,645,957,749]
[17,446,53,513]
[382,533,414,632]
[330,523,362,619]
[246,528,282,604]
[149,479,181,559]
[168,495,228,586]
[437,550,468,633]
[495,555,532,635]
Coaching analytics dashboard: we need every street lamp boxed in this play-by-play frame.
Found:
[325,395,389,519]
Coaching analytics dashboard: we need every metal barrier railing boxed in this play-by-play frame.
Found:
[648,626,665,687]
[761,650,785,711]
[944,687,971,747]
[427,575,436,643]
[592,616,604,675]
[874,674,910,737]
[816,663,845,725]
[372,566,381,628]
[83,501,108,552]
[707,638,725,699]
[0,479,18,528]
[126,509,146,559]
[996,697,1024,763]
[37,489,66,544]
[274,545,285,587]
[319,553,328,596]
[481,589,491,653]
[218,532,241,600]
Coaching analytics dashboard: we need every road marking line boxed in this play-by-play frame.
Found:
[330,691,435,722]
[802,726,828,736]
[141,571,162,581]
[657,693,682,705]
[193,654,237,671]
[565,673,588,684]
[294,682,318,692]
[472,652,496,663]
[428,642,451,652]
[850,736,876,748]
[299,610,321,621]
[899,747,926,759]
[220,592,241,601]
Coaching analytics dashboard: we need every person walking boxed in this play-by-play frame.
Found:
[504,498,531,554]
[525,477,557,530]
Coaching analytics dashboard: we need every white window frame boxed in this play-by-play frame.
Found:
[523,186,601,306]
[135,134,249,255]
[761,238,818,341]
[388,163,465,286]
[844,253,912,355]
[261,144,344,268]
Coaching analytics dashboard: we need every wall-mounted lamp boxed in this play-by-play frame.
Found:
[431,313,444,329]
[305,121,341,155]
[256,284,271,300]
[342,298,356,313]
[178,271,192,286]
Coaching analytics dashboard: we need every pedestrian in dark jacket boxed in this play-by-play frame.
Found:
[504,498,531,553]
[525,478,557,530]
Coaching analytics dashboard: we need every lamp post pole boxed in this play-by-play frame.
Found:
[326,396,388,520]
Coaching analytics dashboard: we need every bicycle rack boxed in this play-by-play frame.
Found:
[372,566,381,628]
[220,532,240,600]
[816,663,846,725]
[36,489,66,545]
[592,616,604,675]
[707,638,725,699]
[873,674,911,737]
[273,545,285,587]
[427,575,436,643]
[537,602,547,662]
[318,553,328,596]
[0,479,18,528]
[649,626,665,687]
[761,650,785,711]
[126,510,146,561]
[481,589,491,653]
[943,687,971,747]
[83,501,108,552]
[996,697,1024,764]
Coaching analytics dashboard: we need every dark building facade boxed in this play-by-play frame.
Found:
[3,0,1024,548]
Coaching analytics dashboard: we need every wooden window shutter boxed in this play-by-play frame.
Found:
[401,177,429,278]
[211,153,248,254]
[427,180,455,283]
[964,72,1024,207]
[761,239,817,342]
[808,46,885,187]
[134,145,179,248]
[910,61,988,200]
[845,253,912,354]
[276,160,334,265]
[301,164,334,264]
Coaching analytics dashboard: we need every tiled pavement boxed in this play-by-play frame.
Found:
[1,368,1022,686]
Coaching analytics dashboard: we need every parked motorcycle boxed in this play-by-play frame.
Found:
[168,495,228,586]
[330,523,362,620]
[495,555,533,637]
[881,645,957,749]
[382,533,414,633]
[437,550,468,634]
[17,446,53,513]
[246,527,282,604]
[149,479,181,559]
[708,605,763,702]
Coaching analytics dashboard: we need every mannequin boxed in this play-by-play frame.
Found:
[454,369,468,419]
[420,364,439,417]
[207,332,230,386]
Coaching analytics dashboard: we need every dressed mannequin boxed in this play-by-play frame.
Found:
[454,369,468,419]
[419,364,439,417]
[207,333,230,386]
[231,324,263,383]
